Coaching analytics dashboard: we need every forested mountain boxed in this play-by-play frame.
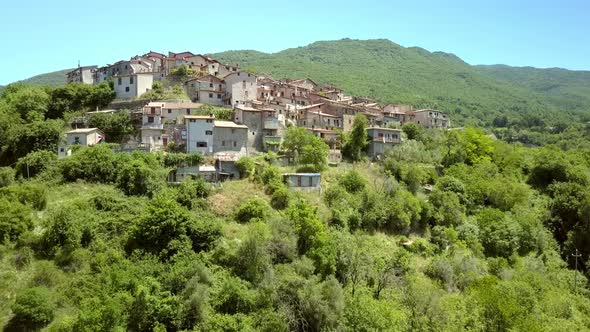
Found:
[215,39,590,126]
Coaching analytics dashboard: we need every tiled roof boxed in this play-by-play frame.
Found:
[214,121,248,129]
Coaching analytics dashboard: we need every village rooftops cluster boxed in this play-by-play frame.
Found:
[65,49,451,166]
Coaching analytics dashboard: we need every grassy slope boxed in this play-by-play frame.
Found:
[215,39,590,125]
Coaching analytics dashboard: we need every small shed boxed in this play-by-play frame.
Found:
[283,173,321,191]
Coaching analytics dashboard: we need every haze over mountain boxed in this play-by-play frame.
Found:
[3,39,590,125]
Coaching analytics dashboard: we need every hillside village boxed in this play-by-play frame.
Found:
[64,50,450,181]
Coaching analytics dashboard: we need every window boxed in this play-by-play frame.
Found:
[125,87,130,92]
[151,107,156,112]
[206,119,213,123]
[209,83,213,88]
[186,109,190,114]
[118,78,122,85]
[168,109,172,114]
[222,141,225,146]
[231,129,235,134]
[148,117,154,123]
[190,119,196,123]
[74,137,80,144]
[217,94,221,99]
[237,72,240,76]
[209,93,213,98]
[197,142,207,147]
[252,131,256,135]
[205,130,213,135]
[219,84,222,89]
[130,76,134,84]
[233,141,237,147]
[124,65,128,69]
[60,148,64,152]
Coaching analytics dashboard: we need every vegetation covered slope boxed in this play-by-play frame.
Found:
[476,64,590,111]
[215,39,590,126]
[0,69,71,94]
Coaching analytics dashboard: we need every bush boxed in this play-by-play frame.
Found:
[176,178,211,208]
[235,157,255,178]
[339,170,367,193]
[0,198,33,242]
[0,167,15,187]
[15,150,58,179]
[234,198,270,223]
[0,183,48,210]
[10,287,56,329]
[116,159,162,197]
[40,206,83,257]
[271,187,290,210]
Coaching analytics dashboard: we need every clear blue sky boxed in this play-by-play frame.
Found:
[1,0,589,85]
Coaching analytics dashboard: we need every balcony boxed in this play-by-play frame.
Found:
[370,136,401,144]
[143,108,162,115]
[264,118,279,129]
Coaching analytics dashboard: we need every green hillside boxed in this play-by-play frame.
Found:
[476,64,590,111]
[0,69,71,94]
[215,39,590,126]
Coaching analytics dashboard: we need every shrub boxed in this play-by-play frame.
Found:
[234,198,270,223]
[40,206,83,257]
[271,187,290,210]
[235,157,255,178]
[0,198,33,242]
[0,183,48,210]
[15,150,58,179]
[0,167,15,187]
[339,170,367,193]
[176,178,211,209]
[116,159,162,197]
[11,287,56,329]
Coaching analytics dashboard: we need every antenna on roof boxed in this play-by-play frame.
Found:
[78,60,80,68]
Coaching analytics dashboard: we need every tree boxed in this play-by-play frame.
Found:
[116,159,162,197]
[402,122,424,141]
[300,134,329,171]
[342,114,368,161]
[87,111,134,143]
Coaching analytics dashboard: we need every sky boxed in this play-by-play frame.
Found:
[0,0,589,85]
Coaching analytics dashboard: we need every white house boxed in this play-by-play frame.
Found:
[58,128,104,158]
[113,73,153,99]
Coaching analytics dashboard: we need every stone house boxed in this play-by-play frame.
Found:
[233,105,279,152]
[113,73,153,99]
[185,75,226,105]
[66,66,97,84]
[184,115,248,155]
[224,71,257,106]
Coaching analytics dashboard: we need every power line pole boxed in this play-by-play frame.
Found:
[573,249,582,294]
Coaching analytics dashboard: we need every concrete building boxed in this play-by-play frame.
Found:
[185,115,216,154]
[143,101,204,124]
[412,109,450,129]
[66,66,97,84]
[366,127,402,158]
[58,128,104,158]
[113,73,153,99]
[184,115,248,155]
[224,71,257,106]
[283,173,321,191]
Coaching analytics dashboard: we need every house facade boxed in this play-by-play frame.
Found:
[366,127,402,158]
[412,109,450,128]
[66,66,97,84]
[224,71,257,106]
[113,73,153,99]
[58,128,104,158]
